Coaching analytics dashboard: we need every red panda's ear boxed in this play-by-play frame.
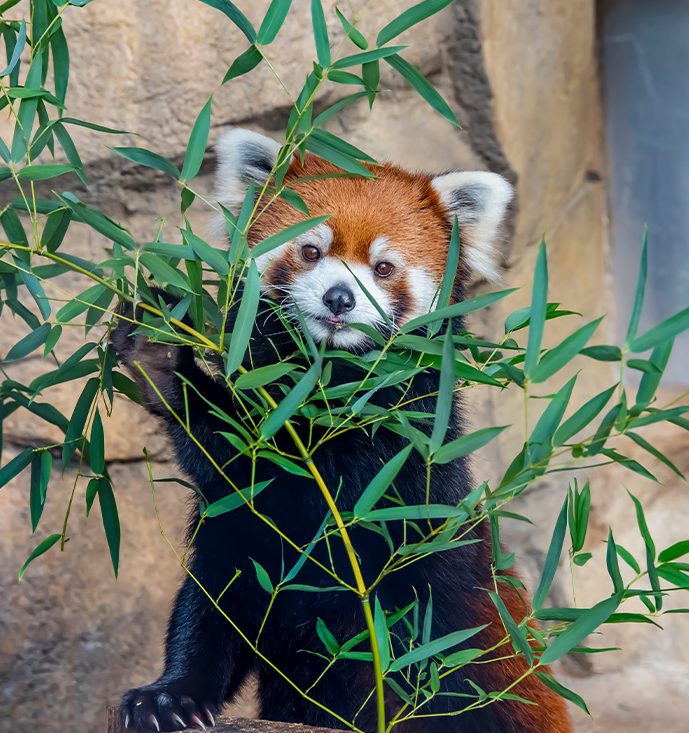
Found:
[215,128,283,213]
[431,171,513,281]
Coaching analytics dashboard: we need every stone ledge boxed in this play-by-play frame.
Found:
[107,707,348,733]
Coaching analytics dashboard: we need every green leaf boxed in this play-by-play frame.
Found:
[360,504,469,522]
[59,195,136,250]
[51,24,69,104]
[659,541,689,564]
[601,449,656,482]
[433,426,507,465]
[62,377,99,467]
[257,451,312,478]
[311,0,330,66]
[606,529,624,594]
[30,451,51,533]
[580,345,623,362]
[181,95,212,181]
[531,318,603,383]
[304,134,374,177]
[4,322,51,361]
[488,590,532,664]
[627,431,685,480]
[535,671,590,715]
[0,20,26,77]
[335,8,368,49]
[251,559,274,594]
[260,359,322,439]
[0,447,33,489]
[429,324,455,454]
[635,338,673,407]
[390,625,486,672]
[309,128,376,162]
[528,375,577,463]
[316,617,340,654]
[251,215,332,259]
[554,384,616,446]
[225,260,260,374]
[354,444,413,515]
[17,163,75,180]
[616,543,640,574]
[377,0,454,45]
[199,0,256,42]
[97,477,120,577]
[223,44,263,83]
[235,363,298,390]
[630,307,689,353]
[540,594,620,665]
[205,480,273,517]
[429,215,460,337]
[140,253,192,292]
[18,533,61,581]
[333,45,406,69]
[258,0,293,44]
[90,408,105,474]
[533,497,567,608]
[11,53,42,161]
[626,230,647,343]
[184,228,229,276]
[374,598,391,670]
[401,288,517,333]
[524,240,548,377]
[112,147,180,179]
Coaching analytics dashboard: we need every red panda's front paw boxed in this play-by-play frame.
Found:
[120,682,218,731]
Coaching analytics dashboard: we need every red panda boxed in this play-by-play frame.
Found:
[114,128,572,733]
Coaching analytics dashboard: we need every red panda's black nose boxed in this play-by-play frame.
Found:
[323,284,355,316]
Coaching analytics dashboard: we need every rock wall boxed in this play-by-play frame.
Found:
[2,2,687,732]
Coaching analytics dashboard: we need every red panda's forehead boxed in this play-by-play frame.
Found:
[250,156,451,277]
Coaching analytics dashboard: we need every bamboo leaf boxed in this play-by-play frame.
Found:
[333,46,406,69]
[251,215,332,259]
[252,559,274,594]
[524,240,548,377]
[311,0,330,67]
[206,480,273,517]
[630,307,689,353]
[97,477,120,576]
[181,95,212,181]
[354,444,413,515]
[384,53,458,126]
[488,590,532,664]
[626,230,647,343]
[531,318,603,383]
[18,533,62,581]
[260,360,322,439]
[533,497,568,608]
[540,594,620,665]
[225,260,260,374]
[335,8,368,49]
[198,0,256,41]
[258,0,293,44]
[433,426,507,465]
[316,617,340,654]
[222,44,262,83]
[390,625,487,671]
[374,598,391,670]
[535,671,590,715]
[0,447,33,489]
[4,322,51,361]
[377,0,454,46]
[554,384,616,446]
[184,228,229,276]
[17,163,75,180]
[429,324,455,454]
[112,147,180,179]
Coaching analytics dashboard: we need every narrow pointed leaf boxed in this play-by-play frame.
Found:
[225,260,260,374]
[181,95,212,181]
[354,444,413,515]
[251,215,331,259]
[18,533,61,581]
[524,240,548,376]
[533,497,568,608]
[377,0,454,46]
[199,0,256,41]
[390,625,487,671]
[258,0,293,44]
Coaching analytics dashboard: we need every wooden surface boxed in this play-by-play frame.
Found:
[107,707,349,733]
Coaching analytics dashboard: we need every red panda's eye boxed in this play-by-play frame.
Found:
[302,245,321,262]
[374,261,394,278]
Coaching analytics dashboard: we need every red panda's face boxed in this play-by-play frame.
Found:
[215,129,513,350]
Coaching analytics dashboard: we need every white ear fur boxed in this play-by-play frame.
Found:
[215,128,283,213]
[431,171,513,281]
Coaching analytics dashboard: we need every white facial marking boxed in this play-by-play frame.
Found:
[289,256,392,349]
[406,266,439,319]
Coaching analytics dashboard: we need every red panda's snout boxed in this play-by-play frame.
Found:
[257,224,432,350]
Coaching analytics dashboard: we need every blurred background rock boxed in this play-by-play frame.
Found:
[1,1,688,731]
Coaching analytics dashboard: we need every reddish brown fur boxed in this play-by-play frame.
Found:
[250,154,452,278]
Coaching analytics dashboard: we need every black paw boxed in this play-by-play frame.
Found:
[120,681,218,731]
